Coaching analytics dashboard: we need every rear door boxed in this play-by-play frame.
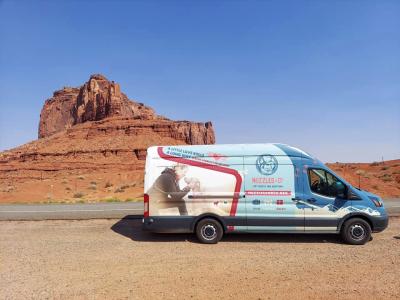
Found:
[244,154,304,232]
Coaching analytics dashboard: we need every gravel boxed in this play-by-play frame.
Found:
[1,217,399,299]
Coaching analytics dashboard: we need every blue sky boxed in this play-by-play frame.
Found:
[0,0,399,162]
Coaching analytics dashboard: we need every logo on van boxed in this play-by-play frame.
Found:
[256,154,278,175]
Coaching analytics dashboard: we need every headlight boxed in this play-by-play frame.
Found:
[368,196,383,207]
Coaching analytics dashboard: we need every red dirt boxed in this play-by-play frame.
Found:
[327,159,400,198]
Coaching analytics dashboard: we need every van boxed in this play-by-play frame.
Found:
[142,144,388,244]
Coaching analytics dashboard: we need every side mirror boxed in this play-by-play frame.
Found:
[347,187,362,200]
[336,182,347,199]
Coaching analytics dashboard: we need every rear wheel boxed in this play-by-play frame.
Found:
[341,218,371,245]
[196,218,223,244]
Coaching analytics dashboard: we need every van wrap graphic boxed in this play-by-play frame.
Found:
[153,146,243,217]
[144,144,386,234]
[243,144,298,231]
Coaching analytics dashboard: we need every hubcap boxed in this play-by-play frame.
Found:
[350,224,365,241]
[201,224,217,240]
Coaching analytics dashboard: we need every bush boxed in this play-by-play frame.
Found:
[125,197,141,202]
[106,197,120,202]
[73,192,84,198]
[114,187,124,193]
[105,181,113,188]
[355,170,365,175]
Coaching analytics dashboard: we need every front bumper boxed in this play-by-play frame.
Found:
[371,214,389,233]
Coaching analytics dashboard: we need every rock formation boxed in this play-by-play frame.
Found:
[39,74,160,138]
[0,74,215,203]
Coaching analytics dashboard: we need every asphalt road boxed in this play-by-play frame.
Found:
[0,202,143,220]
[0,198,399,220]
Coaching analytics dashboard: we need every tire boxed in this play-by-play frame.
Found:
[196,218,223,244]
[341,218,371,245]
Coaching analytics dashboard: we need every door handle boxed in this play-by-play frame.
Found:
[307,198,317,203]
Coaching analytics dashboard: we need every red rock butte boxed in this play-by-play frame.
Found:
[0,74,215,203]
[39,74,214,143]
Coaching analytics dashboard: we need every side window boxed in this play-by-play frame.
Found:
[308,168,346,198]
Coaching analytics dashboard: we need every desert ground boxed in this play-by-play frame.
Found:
[1,159,399,204]
[1,217,399,299]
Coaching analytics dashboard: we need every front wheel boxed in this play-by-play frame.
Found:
[196,218,223,244]
[341,218,371,245]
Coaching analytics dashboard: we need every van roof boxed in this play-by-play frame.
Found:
[147,143,313,159]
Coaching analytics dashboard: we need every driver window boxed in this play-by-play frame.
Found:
[308,168,346,198]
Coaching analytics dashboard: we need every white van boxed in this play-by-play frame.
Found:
[143,144,388,244]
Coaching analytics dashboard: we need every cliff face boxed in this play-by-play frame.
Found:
[39,74,159,138]
[0,74,215,203]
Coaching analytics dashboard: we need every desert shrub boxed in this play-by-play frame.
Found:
[380,173,392,182]
[88,184,97,190]
[105,181,113,188]
[73,192,84,198]
[125,197,141,202]
[370,161,380,166]
[65,187,71,191]
[98,197,120,202]
[90,181,97,185]
[355,170,366,175]
[61,180,68,184]
[114,187,125,193]
[106,197,120,202]
[381,166,389,171]
[4,186,14,192]
[77,175,85,180]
